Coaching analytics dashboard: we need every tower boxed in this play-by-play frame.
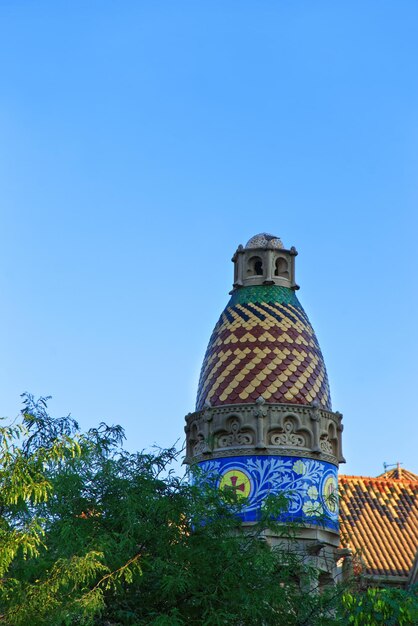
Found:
[185,233,345,583]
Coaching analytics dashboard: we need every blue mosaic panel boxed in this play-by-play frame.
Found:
[197,455,339,530]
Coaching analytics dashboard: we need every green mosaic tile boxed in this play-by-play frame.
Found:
[228,285,301,308]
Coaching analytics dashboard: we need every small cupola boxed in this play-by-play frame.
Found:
[232,232,299,290]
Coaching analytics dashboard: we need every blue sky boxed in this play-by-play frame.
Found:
[0,1,417,476]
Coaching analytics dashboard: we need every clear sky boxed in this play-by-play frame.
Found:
[1,1,417,477]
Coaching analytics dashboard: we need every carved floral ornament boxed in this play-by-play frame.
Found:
[270,420,306,447]
[192,433,206,456]
[319,424,337,455]
[185,401,344,462]
[218,418,254,448]
[320,436,334,454]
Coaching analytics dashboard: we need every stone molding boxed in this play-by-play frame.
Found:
[184,399,345,467]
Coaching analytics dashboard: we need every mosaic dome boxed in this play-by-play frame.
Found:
[245,233,284,249]
[196,285,332,411]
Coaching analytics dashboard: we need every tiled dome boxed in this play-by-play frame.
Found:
[245,233,284,249]
[196,285,331,411]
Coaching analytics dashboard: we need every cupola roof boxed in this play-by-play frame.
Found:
[196,235,331,411]
[245,232,284,249]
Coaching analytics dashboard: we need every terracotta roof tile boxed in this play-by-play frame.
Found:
[339,472,418,578]
[378,468,418,481]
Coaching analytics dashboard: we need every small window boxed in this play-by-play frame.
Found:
[247,256,263,276]
[274,257,289,278]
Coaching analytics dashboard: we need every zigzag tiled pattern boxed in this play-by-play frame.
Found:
[196,286,331,411]
[378,468,418,481]
[339,473,418,577]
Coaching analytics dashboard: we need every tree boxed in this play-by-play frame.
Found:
[0,395,81,582]
[0,395,417,625]
[341,586,418,626]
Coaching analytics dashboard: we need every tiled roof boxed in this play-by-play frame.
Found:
[378,468,418,481]
[339,473,418,578]
[196,285,331,411]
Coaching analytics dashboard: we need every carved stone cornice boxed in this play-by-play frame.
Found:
[184,399,344,467]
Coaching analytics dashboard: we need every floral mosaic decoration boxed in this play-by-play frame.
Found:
[197,455,339,530]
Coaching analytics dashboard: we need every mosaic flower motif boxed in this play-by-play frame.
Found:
[198,455,338,530]
[307,485,318,500]
[302,500,324,517]
[293,460,306,475]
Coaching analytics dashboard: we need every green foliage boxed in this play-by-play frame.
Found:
[2,552,108,626]
[1,394,417,625]
[342,586,418,626]
[0,395,82,581]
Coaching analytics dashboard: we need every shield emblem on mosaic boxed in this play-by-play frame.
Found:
[322,473,338,514]
[219,468,252,499]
